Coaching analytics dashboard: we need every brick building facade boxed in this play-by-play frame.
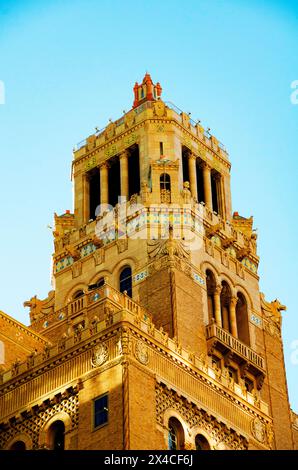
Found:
[0,74,297,450]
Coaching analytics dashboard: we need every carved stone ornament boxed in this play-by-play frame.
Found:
[134,340,149,365]
[93,248,105,266]
[91,343,109,368]
[251,417,266,443]
[153,100,166,117]
[124,111,135,128]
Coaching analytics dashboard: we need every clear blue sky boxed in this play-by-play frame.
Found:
[0,0,297,410]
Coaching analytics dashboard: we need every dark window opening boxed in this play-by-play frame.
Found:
[159,142,164,156]
[128,145,140,198]
[195,434,211,450]
[88,277,105,291]
[94,394,109,429]
[108,156,120,207]
[9,441,26,451]
[160,173,171,191]
[212,355,221,370]
[168,417,184,450]
[120,266,132,297]
[196,163,205,203]
[206,270,216,322]
[182,146,189,183]
[228,366,238,384]
[236,293,250,346]
[220,281,231,332]
[211,173,219,214]
[89,168,101,220]
[73,290,84,299]
[48,420,65,450]
[244,377,254,393]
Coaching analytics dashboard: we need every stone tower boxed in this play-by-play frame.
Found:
[0,74,297,450]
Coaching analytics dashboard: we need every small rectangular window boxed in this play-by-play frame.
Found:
[94,394,109,429]
[160,142,164,156]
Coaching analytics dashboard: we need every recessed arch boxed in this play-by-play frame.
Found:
[200,261,220,279]
[234,284,254,310]
[195,433,211,450]
[218,272,236,290]
[65,283,88,304]
[6,433,32,450]
[206,269,216,323]
[119,265,132,297]
[168,416,185,450]
[220,280,232,332]
[39,412,71,450]
[236,292,250,346]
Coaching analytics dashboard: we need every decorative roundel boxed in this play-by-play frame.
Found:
[91,343,109,368]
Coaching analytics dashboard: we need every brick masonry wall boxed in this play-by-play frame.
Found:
[0,312,46,370]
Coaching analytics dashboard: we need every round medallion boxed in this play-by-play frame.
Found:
[251,417,266,443]
[135,340,149,365]
[91,343,109,368]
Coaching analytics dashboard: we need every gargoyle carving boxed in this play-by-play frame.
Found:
[24,291,55,323]
[260,293,286,328]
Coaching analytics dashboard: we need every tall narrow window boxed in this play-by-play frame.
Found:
[160,173,171,203]
[159,142,164,156]
[206,270,216,323]
[168,417,184,450]
[211,172,219,214]
[88,168,101,220]
[94,394,109,429]
[48,420,65,450]
[196,162,205,204]
[128,145,140,198]
[120,266,132,297]
[236,293,250,345]
[108,156,121,207]
[220,281,231,332]
[182,147,189,183]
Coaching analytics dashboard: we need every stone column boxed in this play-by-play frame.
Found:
[120,150,129,201]
[222,305,230,331]
[100,162,109,206]
[214,285,222,327]
[188,152,198,201]
[229,296,238,338]
[219,176,226,219]
[202,163,213,211]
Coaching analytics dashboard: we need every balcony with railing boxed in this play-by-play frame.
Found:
[206,322,266,381]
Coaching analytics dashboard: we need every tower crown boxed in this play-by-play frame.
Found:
[133,72,162,108]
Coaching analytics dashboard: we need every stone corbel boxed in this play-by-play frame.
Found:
[65,244,80,261]
[222,237,236,249]
[205,222,223,239]
[236,247,251,261]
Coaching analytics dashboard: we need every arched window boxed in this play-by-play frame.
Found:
[236,293,250,345]
[195,434,211,450]
[206,270,216,323]
[73,290,84,299]
[48,420,65,450]
[160,173,171,203]
[168,417,185,450]
[119,266,132,298]
[9,440,26,451]
[220,281,231,332]
[88,277,105,291]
